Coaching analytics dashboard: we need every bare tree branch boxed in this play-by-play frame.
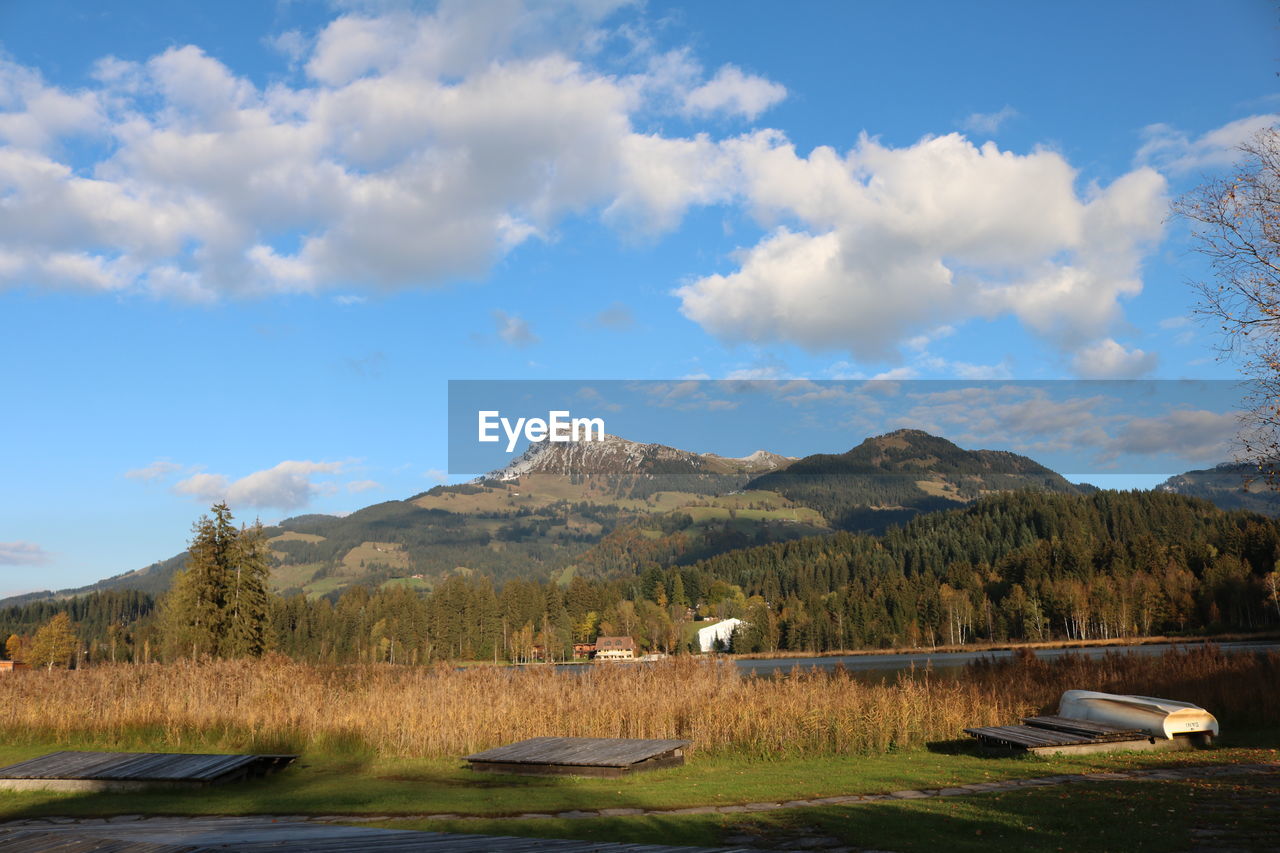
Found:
[1174,127,1280,484]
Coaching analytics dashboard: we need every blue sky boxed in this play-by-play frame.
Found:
[0,0,1276,595]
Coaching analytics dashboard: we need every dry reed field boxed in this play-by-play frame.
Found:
[0,647,1273,759]
[965,644,1280,729]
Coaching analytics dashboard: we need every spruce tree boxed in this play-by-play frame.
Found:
[224,519,273,657]
[162,503,273,659]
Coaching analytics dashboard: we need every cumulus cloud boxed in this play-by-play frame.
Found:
[1070,338,1158,378]
[0,60,104,151]
[675,131,1167,365]
[173,460,344,510]
[683,65,786,120]
[492,310,538,346]
[0,2,1256,372]
[1137,114,1278,174]
[0,541,51,566]
[0,4,782,299]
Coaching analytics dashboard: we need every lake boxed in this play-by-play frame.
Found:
[732,640,1280,680]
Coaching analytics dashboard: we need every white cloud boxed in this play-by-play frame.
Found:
[124,460,185,481]
[1070,338,1158,378]
[266,30,309,66]
[0,541,51,566]
[1158,315,1192,330]
[683,65,786,120]
[604,132,738,233]
[1106,409,1237,461]
[346,479,381,493]
[905,325,954,352]
[0,60,105,151]
[914,354,1014,380]
[637,379,740,411]
[871,366,918,380]
[1137,114,1278,174]
[0,2,1255,374]
[424,468,449,483]
[174,460,345,510]
[492,310,538,346]
[902,385,1114,453]
[960,105,1017,136]
[0,4,781,299]
[677,131,1167,364]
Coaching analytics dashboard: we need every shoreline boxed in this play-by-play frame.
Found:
[461,630,1280,668]
[725,630,1280,662]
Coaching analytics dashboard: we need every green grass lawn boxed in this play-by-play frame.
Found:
[0,732,1274,836]
[405,773,1280,853]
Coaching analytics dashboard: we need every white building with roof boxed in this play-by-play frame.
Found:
[697,618,745,652]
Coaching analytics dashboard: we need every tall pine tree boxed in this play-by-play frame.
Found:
[162,503,273,659]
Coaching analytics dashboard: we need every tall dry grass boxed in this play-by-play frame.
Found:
[0,648,1272,759]
[965,645,1280,729]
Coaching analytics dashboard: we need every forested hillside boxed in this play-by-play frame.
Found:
[747,429,1091,530]
[1158,462,1280,516]
[5,490,1277,665]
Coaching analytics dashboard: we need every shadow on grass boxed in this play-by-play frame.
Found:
[747,778,1214,853]
[923,738,976,755]
[923,738,1029,761]
[376,764,569,788]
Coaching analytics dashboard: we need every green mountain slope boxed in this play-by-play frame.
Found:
[747,428,1092,531]
[4,430,1134,608]
[1157,462,1280,516]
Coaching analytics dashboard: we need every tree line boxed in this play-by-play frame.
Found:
[4,491,1279,667]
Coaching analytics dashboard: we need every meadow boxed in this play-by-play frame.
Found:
[0,647,1275,850]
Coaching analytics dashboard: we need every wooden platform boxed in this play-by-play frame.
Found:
[465,737,690,777]
[0,816,751,852]
[965,715,1178,756]
[0,751,296,792]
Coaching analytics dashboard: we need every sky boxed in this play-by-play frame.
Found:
[0,0,1276,596]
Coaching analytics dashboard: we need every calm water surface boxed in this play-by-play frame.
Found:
[548,640,1277,678]
[732,640,1280,680]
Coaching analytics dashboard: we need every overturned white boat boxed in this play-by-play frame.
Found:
[966,690,1219,755]
[1058,689,1219,742]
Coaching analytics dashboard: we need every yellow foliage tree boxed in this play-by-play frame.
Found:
[29,613,78,671]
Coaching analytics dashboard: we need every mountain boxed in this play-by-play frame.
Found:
[480,433,794,498]
[2,430,1102,607]
[747,428,1093,531]
[4,436,813,607]
[1157,462,1280,516]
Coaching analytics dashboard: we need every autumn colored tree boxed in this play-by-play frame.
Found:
[29,613,78,670]
[3,633,23,662]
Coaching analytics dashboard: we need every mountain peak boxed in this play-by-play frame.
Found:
[747,428,1089,531]
[478,434,794,485]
